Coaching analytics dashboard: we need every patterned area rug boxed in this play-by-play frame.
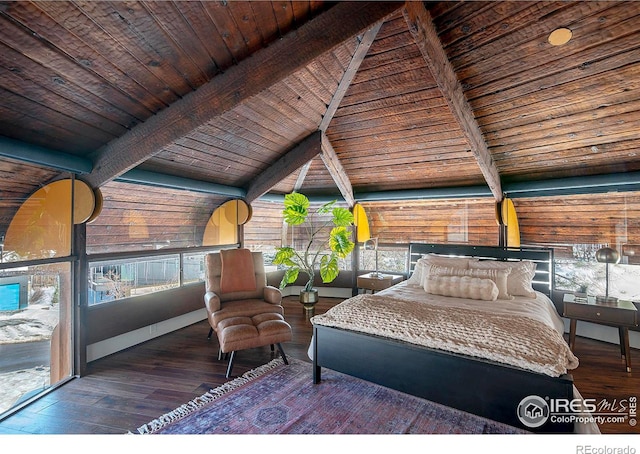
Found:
[135,358,527,435]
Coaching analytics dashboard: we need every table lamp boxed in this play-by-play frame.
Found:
[595,247,619,304]
[363,237,380,278]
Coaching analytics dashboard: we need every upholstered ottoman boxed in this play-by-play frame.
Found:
[216,313,292,378]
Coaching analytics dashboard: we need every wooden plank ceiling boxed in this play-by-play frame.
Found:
[1,1,640,239]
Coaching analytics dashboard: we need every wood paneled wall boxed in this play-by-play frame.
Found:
[243,199,284,251]
[514,192,640,249]
[360,198,499,245]
[243,199,351,252]
[86,181,226,254]
[355,192,640,257]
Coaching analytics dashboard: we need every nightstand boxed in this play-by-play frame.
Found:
[563,294,638,372]
[357,272,403,293]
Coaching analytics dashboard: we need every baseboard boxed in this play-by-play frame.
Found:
[86,308,207,362]
[280,286,353,299]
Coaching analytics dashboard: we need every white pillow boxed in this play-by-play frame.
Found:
[406,259,426,287]
[407,254,470,287]
[421,253,470,269]
[469,260,537,298]
[423,275,498,301]
[425,265,512,300]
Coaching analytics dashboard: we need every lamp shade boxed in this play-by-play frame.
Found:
[363,237,378,250]
[595,247,620,264]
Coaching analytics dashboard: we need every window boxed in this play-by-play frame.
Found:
[554,244,640,301]
[87,247,224,306]
[358,243,408,275]
[182,251,208,284]
[0,262,72,416]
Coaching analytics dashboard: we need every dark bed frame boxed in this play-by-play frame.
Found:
[312,243,575,433]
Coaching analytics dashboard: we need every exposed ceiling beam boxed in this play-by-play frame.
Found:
[319,22,384,133]
[82,1,403,190]
[294,161,313,192]
[287,22,383,198]
[320,132,355,207]
[245,131,323,203]
[403,2,503,202]
[306,21,383,205]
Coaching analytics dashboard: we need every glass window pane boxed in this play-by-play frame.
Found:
[182,249,221,284]
[359,244,408,274]
[89,255,180,305]
[554,244,640,301]
[0,262,72,416]
[86,182,222,254]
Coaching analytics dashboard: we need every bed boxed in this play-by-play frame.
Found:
[310,243,588,433]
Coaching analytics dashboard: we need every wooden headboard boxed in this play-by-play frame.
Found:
[409,243,554,298]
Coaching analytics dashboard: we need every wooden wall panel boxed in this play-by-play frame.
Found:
[86,181,225,254]
[243,199,351,254]
[514,192,640,251]
[243,199,284,251]
[360,198,499,246]
[357,193,640,258]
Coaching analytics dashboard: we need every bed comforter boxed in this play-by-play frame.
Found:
[310,282,579,377]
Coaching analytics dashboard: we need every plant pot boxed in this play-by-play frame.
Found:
[300,288,318,310]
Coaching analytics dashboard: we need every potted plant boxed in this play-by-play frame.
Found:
[273,192,354,309]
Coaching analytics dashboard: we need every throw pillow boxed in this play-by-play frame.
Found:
[423,275,499,301]
[469,260,537,298]
[424,264,513,300]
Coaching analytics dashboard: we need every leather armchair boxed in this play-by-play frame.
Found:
[203,249,284,339]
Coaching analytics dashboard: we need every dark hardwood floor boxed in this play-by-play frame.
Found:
[0,296,637,435]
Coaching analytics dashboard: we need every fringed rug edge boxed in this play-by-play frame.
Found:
[132,357,286,435]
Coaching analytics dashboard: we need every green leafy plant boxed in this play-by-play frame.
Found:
[273,192,354,292]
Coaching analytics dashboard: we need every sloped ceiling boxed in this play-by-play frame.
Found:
[1,1,640,235]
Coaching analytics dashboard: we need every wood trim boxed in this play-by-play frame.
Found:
[403,2,503,202]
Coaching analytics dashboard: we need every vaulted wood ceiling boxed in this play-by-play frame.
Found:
[1,1,640,237]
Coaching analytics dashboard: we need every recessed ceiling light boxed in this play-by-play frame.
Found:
[548,28,572,46]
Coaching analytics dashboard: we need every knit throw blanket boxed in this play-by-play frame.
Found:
[311,293,579,377]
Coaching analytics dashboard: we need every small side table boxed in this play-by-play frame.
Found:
[357,272,403,294]
[563,294,638,372]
